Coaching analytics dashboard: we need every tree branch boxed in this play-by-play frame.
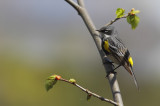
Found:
[59,78,118,106]
[65,0,124,106]
[65,0,81,12]
[77,0,85,7]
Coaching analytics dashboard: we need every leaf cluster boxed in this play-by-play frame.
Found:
[116,8,140,29]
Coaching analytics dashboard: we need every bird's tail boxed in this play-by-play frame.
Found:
[124,64,139,91]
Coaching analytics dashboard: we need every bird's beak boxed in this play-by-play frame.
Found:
[96,29,100,32]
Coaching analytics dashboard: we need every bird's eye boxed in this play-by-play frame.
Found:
[104,30,112,35]
[104,30,109,32]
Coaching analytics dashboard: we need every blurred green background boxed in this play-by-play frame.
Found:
[0,0,160,106]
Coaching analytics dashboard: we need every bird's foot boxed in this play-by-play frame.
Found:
[102,57,113,65]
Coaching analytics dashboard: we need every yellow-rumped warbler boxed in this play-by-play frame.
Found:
[97,26,139,90]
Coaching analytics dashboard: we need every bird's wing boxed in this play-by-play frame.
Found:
[107,36,139,90]
[107,36,133,75]
[107,36,127,61]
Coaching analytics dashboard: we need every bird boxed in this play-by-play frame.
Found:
[97,25,139,90]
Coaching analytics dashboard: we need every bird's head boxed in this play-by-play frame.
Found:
[96,25,115,36]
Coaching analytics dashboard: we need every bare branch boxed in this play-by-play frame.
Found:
[77,0,85,7]
[108,73,123,106]
[65,0,81,11]
[60,78,118,106]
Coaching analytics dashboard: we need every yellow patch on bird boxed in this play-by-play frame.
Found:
[104,40,111,52]
[128,56,133,67]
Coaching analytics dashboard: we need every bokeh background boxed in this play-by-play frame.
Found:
[0,0,160,106]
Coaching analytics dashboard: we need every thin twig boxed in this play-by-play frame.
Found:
[104,15,128,27]
[60,78,118,106]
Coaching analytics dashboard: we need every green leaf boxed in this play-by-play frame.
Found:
[45,79,57,91]
[47,74,57,80]
[127,15,140,30]
[69,79,76,83]
[116,8,125,18]
[45,75,58,91]
[87,94,92,101]
[130,8,140,15]
[132,10,140,14]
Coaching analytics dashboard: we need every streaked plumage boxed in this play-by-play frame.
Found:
[97,26,139,90]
